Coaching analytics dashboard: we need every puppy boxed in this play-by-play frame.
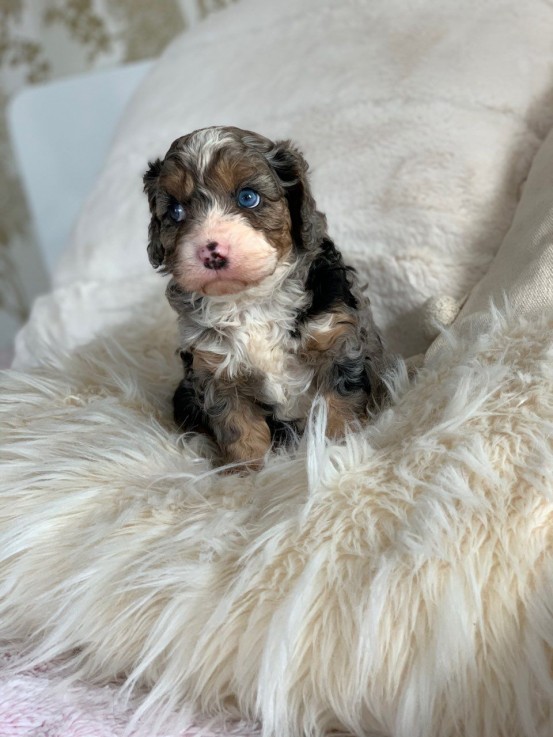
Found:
[144,126,388,470]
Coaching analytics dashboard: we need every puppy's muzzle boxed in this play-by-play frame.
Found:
[198,241,229,271]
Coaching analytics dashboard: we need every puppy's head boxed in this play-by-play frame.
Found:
[143,126,325,296]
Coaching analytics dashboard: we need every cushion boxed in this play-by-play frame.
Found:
[4,1,553,736]
[427,124,553,361]
[16,0,553,363]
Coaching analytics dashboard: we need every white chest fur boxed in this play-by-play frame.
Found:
[230,304,315,419]
[176,271,315,421]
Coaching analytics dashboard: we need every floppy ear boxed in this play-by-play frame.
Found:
[143,159,165,268]
[267,141,327,251]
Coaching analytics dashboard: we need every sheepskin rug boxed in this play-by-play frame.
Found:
[2,294,553,737]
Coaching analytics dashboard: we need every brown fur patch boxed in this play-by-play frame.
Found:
[159,158,194,204]
[207,153,258,195]
[220,404,271,470]
[303,311,357,354]
[264,202,293,259]
[324,391,366,439]
[192,349,225,376]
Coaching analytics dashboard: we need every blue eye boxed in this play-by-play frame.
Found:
[168,201,186,222]
[237,188,261,209]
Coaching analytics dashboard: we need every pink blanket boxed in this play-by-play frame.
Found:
[0,655,259,737]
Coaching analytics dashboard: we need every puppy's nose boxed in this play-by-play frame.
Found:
[197,241,229,270]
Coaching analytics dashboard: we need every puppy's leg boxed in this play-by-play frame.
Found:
[319,360,370,438]
[301,310,377,438]
[173,351,211,435]
[205,388,271,471]
[192,351,271,470]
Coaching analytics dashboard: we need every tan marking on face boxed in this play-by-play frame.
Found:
[159,159,194,204]
[219,404,271,471]
[323,391,366,439]
[263,199,293,259]
[303,312,357,355]
[207,153,257,194]
[174,208,279,295]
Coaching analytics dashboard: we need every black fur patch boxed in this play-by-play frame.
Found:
[265,415,299,448]
[285,181,305,251]
[143,159,163,203]
[331,357,371,396]
[301,239,358,320]
[173,380,211,434]
[173,351,210,433]
[270,148,306,251]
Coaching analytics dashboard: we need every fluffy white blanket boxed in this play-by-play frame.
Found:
[3,1,553,736]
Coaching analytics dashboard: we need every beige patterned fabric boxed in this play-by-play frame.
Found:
[0,0,235,352]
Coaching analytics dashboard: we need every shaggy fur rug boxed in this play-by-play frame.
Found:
[2,298,553,737]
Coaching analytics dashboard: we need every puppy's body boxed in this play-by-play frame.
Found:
[144,126,387,468]
[168,265,315,423]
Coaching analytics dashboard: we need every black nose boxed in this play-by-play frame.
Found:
[199,241,229,270]
[198,241,230,269]
[204,254,229,270]
[204,244,228,270]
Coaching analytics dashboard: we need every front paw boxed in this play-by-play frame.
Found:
[219,457,265,475]
[173,379,210,434]
[216,409,271,473]
[323,391,366,439]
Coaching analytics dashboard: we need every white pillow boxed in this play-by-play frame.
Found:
[39,0,553,357]
[426,123,553,364]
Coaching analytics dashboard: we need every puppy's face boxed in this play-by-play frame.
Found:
[143,127,318,296]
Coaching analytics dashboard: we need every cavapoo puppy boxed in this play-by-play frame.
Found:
[144,125,388,470]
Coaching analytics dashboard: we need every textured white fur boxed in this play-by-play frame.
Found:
[2,301,553,737]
